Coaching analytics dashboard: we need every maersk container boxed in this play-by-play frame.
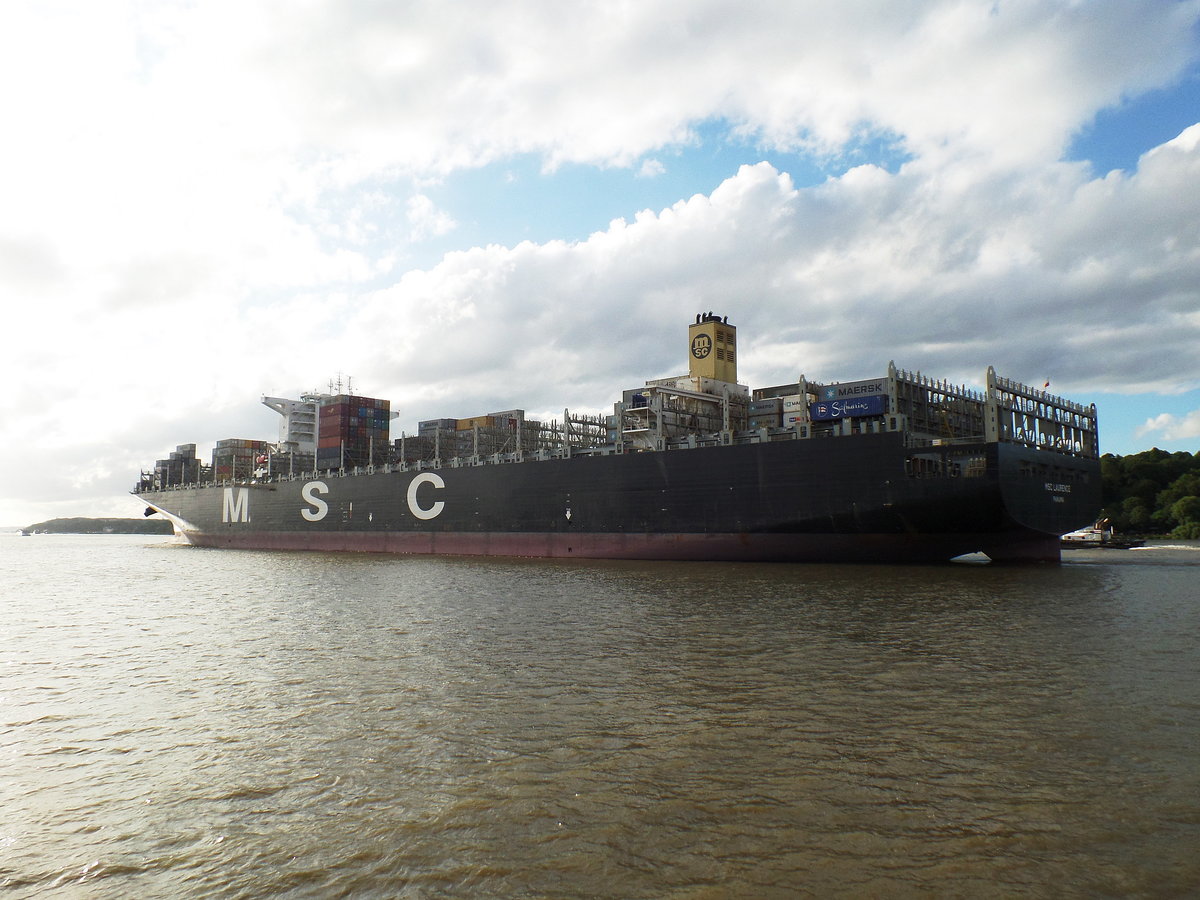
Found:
[781,394,806,412]
[749,398,782,414]
[749,414,782,429]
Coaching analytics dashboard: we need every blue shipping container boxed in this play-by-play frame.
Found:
[809,395,888,421]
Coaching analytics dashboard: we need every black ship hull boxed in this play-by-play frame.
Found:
[138,432,1101,563]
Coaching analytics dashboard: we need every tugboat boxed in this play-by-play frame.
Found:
[1061,518,1145,549]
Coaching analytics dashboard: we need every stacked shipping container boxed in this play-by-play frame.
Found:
[752,384,816,428]
[418,418,458,436]
[398,410,533,463]
[267,449,315,476]
[212,438,271,481]
[154,443,201,487]
[316,394,391,470]
[747,398,782,429]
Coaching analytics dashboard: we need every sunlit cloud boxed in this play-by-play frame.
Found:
[1137,410,1200,441]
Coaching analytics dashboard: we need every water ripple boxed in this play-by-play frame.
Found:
[1,536,1198,897]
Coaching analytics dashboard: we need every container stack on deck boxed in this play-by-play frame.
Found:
[316,394,391,470]
[750,385,817,429]
[151,443,201,488]
[267,448,315,476]
[395,411,542,463]
[747,397,782,429]
[212,439,271,481]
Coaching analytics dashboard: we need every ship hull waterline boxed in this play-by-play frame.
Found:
[155,527,1060,565]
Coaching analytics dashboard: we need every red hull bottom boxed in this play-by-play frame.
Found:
[177,529,1062,564]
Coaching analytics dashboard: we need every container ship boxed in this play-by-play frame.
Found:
[135,314,1102,563]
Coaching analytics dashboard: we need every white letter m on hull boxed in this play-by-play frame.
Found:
[222,487,250,523]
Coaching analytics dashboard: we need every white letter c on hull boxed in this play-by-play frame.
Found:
[407,473,445,520]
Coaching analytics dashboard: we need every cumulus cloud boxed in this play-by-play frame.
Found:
[1137,410,1200,441]
[333,143,1200,413]
[185,0,1195,172]
[406,194,457,240]
[637,159,667,179]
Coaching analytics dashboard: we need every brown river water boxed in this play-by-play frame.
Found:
[2,534,1198,898]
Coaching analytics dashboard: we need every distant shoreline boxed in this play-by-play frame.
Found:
[19,517,174,536]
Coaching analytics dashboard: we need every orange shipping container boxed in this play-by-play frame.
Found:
[456,416,496,431]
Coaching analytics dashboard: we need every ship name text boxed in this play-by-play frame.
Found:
[292,474,446,523]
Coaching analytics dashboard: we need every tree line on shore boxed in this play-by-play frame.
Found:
[1100,448,1200,539]
[21,517,174,536]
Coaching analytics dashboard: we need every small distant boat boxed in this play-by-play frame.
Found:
[1061,518,1144,549]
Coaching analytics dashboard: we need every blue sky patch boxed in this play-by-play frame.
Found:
[1069,63,1200,174]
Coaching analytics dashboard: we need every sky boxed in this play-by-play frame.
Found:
[2,0,1199,526]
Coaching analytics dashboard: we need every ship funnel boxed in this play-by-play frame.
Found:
[688,313,736,383]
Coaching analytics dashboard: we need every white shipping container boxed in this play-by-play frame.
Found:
[782,394,806,411]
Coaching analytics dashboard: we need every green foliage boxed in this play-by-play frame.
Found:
[1172,522,1200,540]
[1167,495,1200,531]
[1099,449,1200,536]
[1119,496,1152,532]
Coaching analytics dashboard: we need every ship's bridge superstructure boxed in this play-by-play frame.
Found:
[262,392,327,454]
[616,312,749,451]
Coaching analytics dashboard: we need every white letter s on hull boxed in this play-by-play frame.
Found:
[301,481,329,522]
